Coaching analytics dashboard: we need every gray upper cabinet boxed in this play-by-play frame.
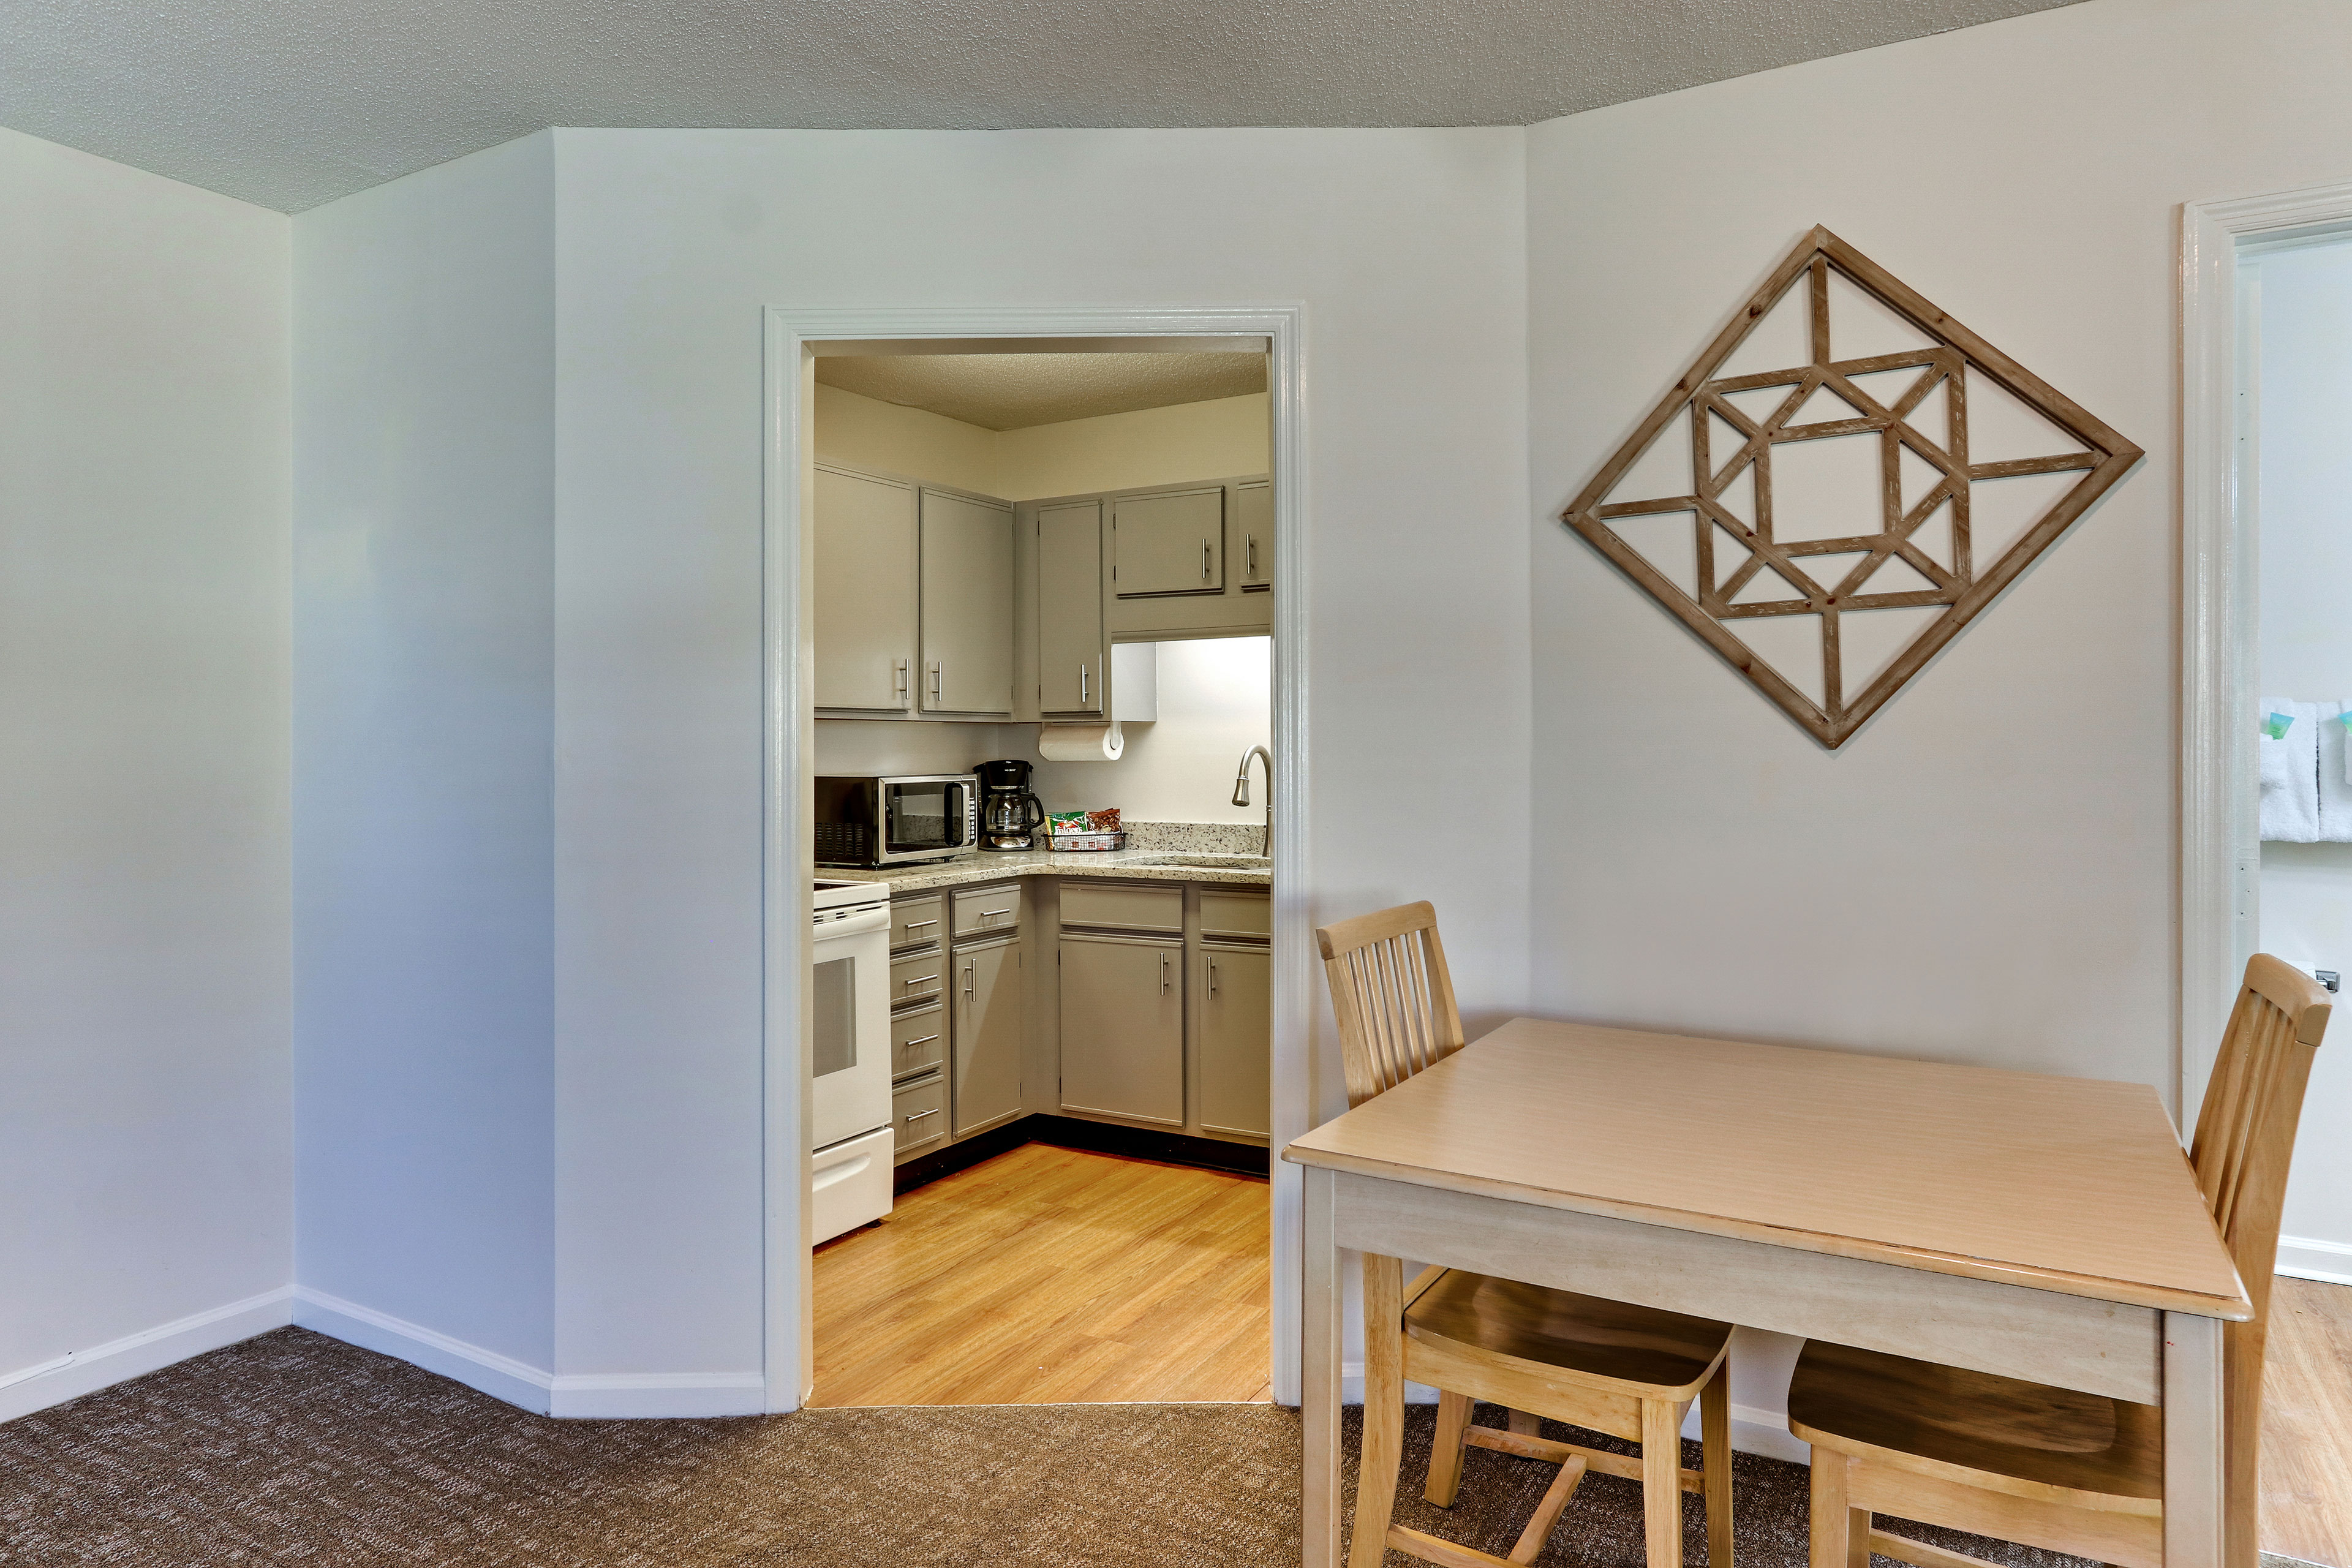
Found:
[1232,480,1272,591]
[1058,933,1184,1126]
[919,488,1016,717]
[1196,943,1271,1139]
[1112,487,1224,598]
[954,939,1023,1137]
[815,466,918,712]
[1036,500,1104,716]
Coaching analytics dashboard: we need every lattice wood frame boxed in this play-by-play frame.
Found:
[1562,226,2142,748]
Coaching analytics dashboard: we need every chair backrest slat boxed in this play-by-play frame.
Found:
[1316,902,1467,1108]
[2188,954,2330,1329]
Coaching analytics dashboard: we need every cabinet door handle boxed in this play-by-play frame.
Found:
[1161,954,1172,995]
[1247,535,1256,580]
[928,662,943,703]
[962,960,974,1000]
[1208,960,1218,1000]
[1201,538,1211,581]
[1080,663,1088,705]
[903,1107,938,1124]
[895,658,910,705]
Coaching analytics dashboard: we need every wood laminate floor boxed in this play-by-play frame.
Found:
[2264,1275,2352,1568]
[810,1142,1272,1407]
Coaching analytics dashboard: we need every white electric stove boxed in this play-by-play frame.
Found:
[810,878,894,1243]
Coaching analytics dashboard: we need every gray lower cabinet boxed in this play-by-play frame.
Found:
[1195,943,1271,1139]
[952,938,1024,1137]
[1058,932,1185,1126]
[892,1074,946,1160]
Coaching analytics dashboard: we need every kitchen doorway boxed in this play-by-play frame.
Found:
[762,313,1307,1414]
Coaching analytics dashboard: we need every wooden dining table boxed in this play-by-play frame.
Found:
[1281,1016,2250,1568]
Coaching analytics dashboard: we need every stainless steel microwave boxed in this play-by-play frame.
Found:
[814,774,980,867]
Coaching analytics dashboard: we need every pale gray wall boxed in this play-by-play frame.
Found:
[1526,0,2352,1432]
[291,131,558,1380]
[549,126,1532,1379]
[0,125,292,1407]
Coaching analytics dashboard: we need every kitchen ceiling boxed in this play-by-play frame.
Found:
[816,353,1268,431]
[0,0,2082,214]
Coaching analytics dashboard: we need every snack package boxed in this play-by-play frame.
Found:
[1087,808,1121,832]
[1046,812,1090,837]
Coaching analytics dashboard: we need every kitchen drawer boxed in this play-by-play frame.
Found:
[1198,888,1270,941]
[891,1074,946,1161]
[952,884,1021,941]
[891,893,945,951]
[891,1003,946,1080]
[890,951,946,1011]
[1059,881,1182,935]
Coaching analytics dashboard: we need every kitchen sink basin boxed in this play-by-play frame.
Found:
[1118,853,1270,869]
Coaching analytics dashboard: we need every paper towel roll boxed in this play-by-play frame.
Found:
[1038,721,1123,761]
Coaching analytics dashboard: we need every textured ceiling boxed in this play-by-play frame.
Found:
[0,0,2082,213]
[817,352,1267,431]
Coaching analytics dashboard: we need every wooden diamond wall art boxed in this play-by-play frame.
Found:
[1562,227,2141,748]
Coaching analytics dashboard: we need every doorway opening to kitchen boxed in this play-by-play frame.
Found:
[778,327,1296,1409]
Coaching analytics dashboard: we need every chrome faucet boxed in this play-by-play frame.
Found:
[1232,745,1273,858]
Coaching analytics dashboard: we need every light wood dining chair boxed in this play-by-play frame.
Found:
[1790,953,2331,1568]
[1319,901,1736,1568]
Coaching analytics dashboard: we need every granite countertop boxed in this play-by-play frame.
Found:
[824,821,1270,893]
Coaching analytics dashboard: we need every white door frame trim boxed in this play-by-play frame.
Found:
[2180,179,2352,1126]
[761,304,1311,1412]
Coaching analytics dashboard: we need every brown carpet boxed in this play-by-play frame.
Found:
[0,1327,2094,1567]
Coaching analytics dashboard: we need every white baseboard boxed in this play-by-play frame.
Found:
[2276,1234,2352,1286]
[292,1286,554,1414]
[292,1286,764,1419]
[1335,1363,1809,1464]
[0,1286,295,1423]
[548,1371,766,1419]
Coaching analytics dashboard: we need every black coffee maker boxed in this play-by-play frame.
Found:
[977,759,1047,851]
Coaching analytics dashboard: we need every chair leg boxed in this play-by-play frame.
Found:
[1643,1397,1686,1568]
[1809,1447,1854,1568]
[1350,1253,1406,1568]
[1425,1390,1474,1506]
[1702,1362,1733,1566]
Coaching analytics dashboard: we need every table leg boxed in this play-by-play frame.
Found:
[1352,1254,1405,1568]
[1303,1166,1340,1568]
[2164,1311,2224,1568]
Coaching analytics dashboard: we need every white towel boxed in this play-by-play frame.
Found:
[2260,698,2321,843]
[2321,701,2352,842]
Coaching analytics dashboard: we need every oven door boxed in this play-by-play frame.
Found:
[882,777,973,861]
[809,904,892,1152]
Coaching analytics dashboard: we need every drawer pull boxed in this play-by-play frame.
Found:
[903,918,938,931]
[903,1108,939,1123]
[902,974,938,987]
[902,1033,940,1049]
[976,907,1011,918]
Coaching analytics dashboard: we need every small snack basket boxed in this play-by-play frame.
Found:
[1046,809,1126,852]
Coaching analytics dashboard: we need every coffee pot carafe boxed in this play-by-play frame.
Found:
[976,759,1046,851]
